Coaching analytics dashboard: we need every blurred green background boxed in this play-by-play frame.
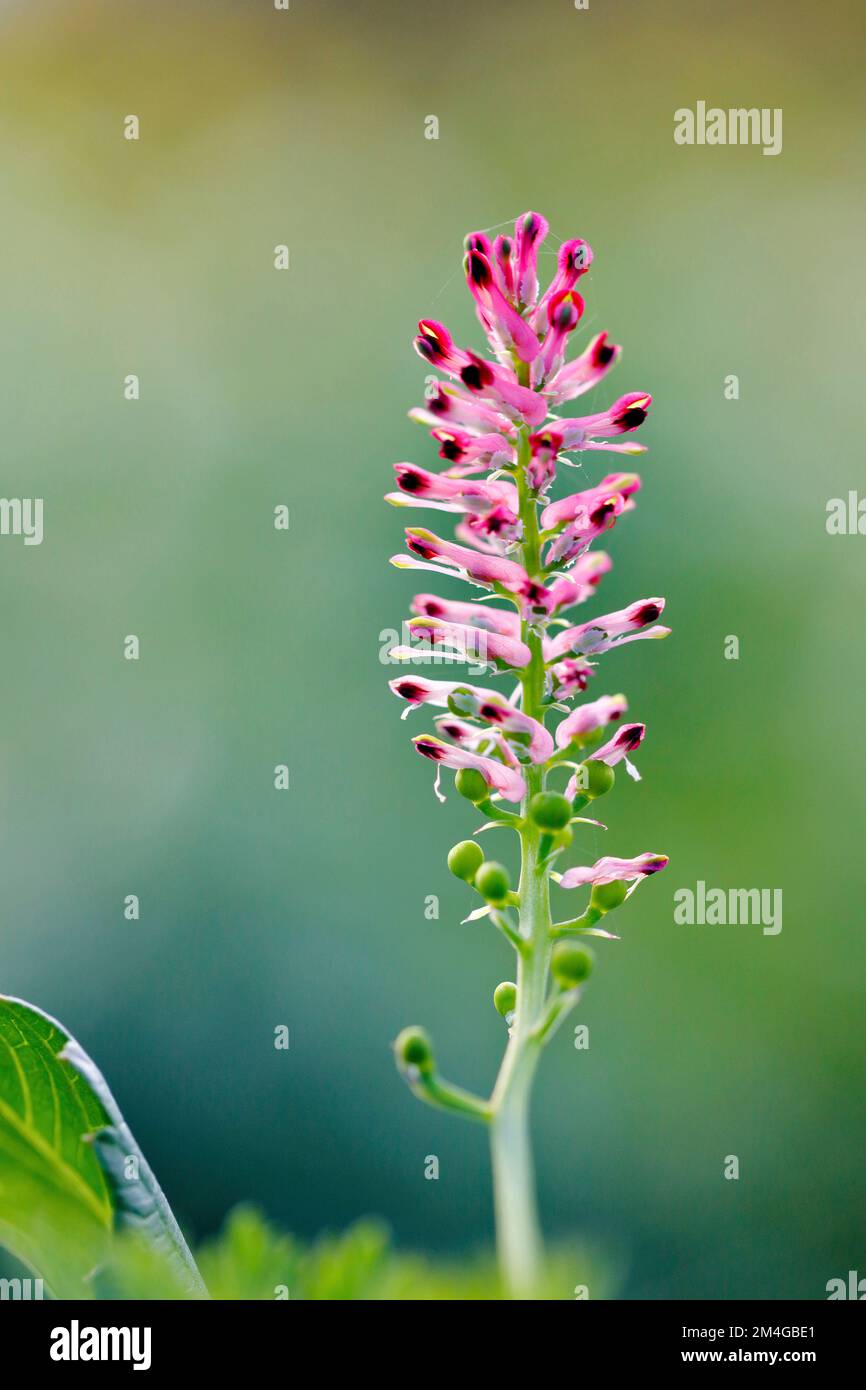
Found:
[0,0,863,1299]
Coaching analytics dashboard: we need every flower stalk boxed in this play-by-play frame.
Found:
[388,212,670,1298]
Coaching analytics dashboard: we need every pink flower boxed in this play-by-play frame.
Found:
[414,320,546,427]
[412,734,526,803]
[540,473,641,531]
[406,617,531,672]
[393,528,555,617]
[555,694,629,749]
[553,392,653,449]
[513,210,549,308]
[549,658,596,700]
[464,248,541,362]
[532,290,585,389]
[410,594,521,638]
[388,675,552,764]
[559,853,669,890]
[565,723,646,794]
[544,598,670,662]
[431,427,515,475]
[543,331,621,406]
[531,238,593,331]
[387,464,518,520]
[548,553,613,612]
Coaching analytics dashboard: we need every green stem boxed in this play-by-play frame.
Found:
[488,414,552,1299]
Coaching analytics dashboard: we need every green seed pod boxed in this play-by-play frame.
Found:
[394,1026,435,1077]
[455,767,489,803]
[580,760,616,800]
[528,791,572,832]
[474,860,511,904]
[493,981,517,1017]
[447,839,484,882]
[590,879,629,913]
[551,942,594,989]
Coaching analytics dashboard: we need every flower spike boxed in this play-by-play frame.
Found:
[385,211,670,1299]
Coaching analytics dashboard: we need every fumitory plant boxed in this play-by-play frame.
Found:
[387,211,671,1299]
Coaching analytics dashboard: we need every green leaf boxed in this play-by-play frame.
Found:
[0,995,206,1299]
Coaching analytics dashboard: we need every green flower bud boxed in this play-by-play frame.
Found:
[551,942,594,989]
[493,981,517,1017]
[578,760,615,800]
[455,767,489,803]
[528,791,572,832]
[590,879,629,913]
[474,860,511,904]
[394,1026,435,1077]
[447,839,484,882]
[555,825,573,850]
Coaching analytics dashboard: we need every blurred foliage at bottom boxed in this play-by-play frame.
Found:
[0,1206,614,1301]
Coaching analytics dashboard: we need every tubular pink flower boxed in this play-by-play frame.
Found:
[431,427,515,475]
[554,392,653,449]
[464,248,541,363]
[411,383,514,437]
[390,678,553,764]
[544,331,621,406]
[414,321,545,427]
[541,473,641,531]
[513,210,549,308]
[543,492,627,567]
[545,598,669,662]
[549,658,596,700]
[492,234,516,299]
[455,505,522,548]
[412,734,526,804]
[410,594,521,638]
[565,722,646,794]
[558,853,669,890]
[555,694,628,749]
[388,463,517,515]
[531,238,593,331]
[407,617,532,672]
[548,552,613,613]
[394,528,555,616]
[532,290,585,388]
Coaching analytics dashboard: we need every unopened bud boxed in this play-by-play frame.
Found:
[474,860,510,904]
[493,981,517,1017]
[551,942,594,989]
[590,879,628,913]
[455,767,489,803]
[528,791,572,832]
[447,839,484,882]
[580,760,615,800]
[394,1026,435,1077]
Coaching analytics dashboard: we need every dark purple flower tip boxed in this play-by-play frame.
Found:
[633,602,662,625]
[459,352,495,392]
[465,250,493,288]
[415,738,445,762]
[394,464,427,494]
[394,680,426,703]
[593,333,617,367]
[406,534,437,560]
